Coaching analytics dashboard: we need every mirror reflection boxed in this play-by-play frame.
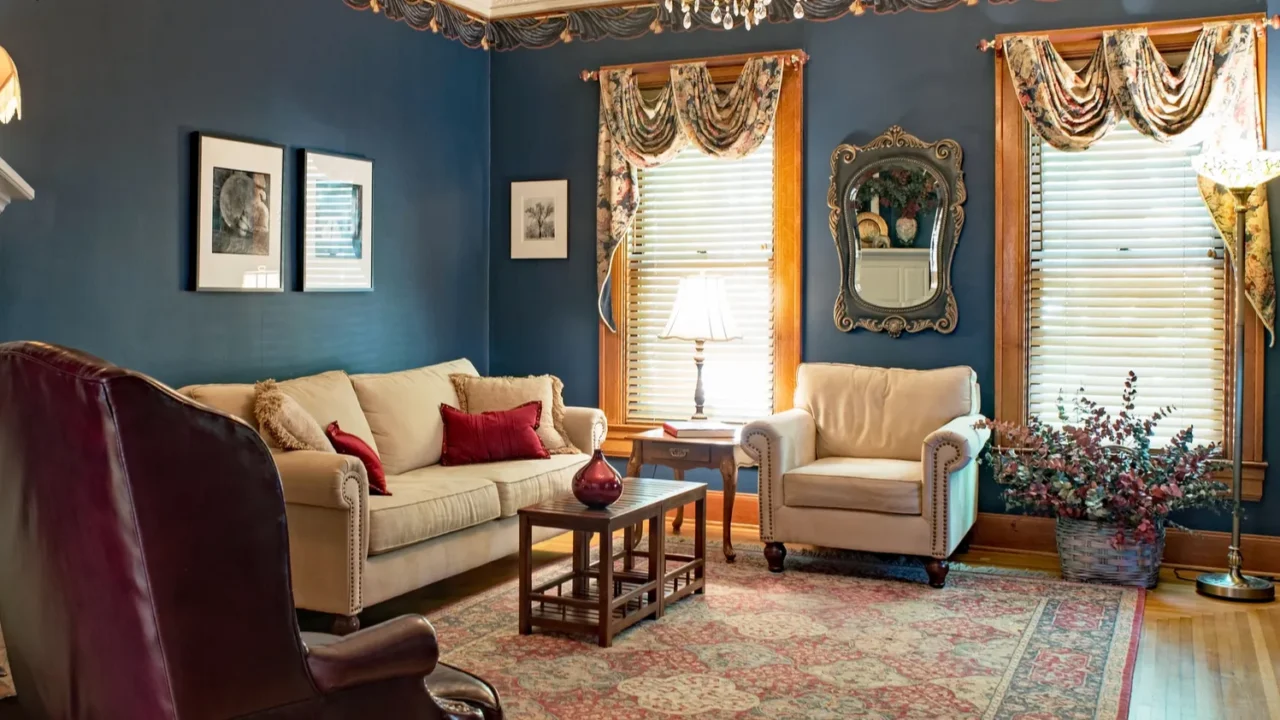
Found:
[846,162,943,309]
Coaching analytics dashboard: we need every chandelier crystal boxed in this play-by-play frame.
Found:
[667,0,773,30]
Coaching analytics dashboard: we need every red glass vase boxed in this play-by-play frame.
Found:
[572,449,623,509]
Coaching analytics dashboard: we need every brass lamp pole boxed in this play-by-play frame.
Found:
[1192,152,1280,602]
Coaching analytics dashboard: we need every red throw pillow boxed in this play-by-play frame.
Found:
[325,421,390,496]
[440,400,550,466]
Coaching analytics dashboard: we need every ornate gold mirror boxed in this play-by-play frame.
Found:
[829,126,965,336]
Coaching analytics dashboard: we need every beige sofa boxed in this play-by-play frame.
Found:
[741,362,988,588]
[179,359,605,632]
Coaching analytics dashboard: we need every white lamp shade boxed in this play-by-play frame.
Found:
[659,275,741,342]
[1193,151,1280,190]
[0,47,19,124]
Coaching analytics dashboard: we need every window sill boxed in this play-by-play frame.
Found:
[1217,462,1267,502]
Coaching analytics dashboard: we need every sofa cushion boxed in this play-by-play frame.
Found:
[783,457,923,515]
[795,363,977,462]
[277,370,378,455]
[368,467,500,555]
[351,359,479,475]
[462,454,589,517]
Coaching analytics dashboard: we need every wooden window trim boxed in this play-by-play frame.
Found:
[599,52,804,457]
[993,14,1268,500]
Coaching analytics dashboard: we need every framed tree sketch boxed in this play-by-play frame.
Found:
[510,180,568,259]
[300,150,374,291]
[194,133,284,292]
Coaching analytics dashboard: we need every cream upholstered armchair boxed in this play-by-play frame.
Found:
[741,362,989,588]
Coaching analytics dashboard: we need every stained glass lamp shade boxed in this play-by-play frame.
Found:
[0,47,19,124]
[1193,151,1280,192]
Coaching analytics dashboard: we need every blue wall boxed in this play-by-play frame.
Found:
[0,0,491,388]
[488,0,1280,534]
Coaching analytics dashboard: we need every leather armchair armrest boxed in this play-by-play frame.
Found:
[272,450,367,510]
[922,413,991,558]
[305,615,439,694]
[741,409,816,540]
[922,414,990,475]
[562,406,607,452]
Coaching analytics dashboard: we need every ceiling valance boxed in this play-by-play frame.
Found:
[344,0,1053,52]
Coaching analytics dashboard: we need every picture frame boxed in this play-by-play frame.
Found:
[510,180,568,259]
[300,150,374,292]
[194,133,284,292]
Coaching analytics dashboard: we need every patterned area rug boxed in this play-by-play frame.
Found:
[430,538,1143,719]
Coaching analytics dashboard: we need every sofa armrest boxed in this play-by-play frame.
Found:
[922,414,991,558]
[562,406,607,452]
[273,450,367,510]
[305,615,439,694]
[741,409,816,541]
[273,450,369,617]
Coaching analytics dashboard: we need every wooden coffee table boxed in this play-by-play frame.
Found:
[517,478,707,648]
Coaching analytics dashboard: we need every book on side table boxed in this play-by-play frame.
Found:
[662,420,736,439]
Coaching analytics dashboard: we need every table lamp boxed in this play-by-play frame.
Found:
[659,275,741,420]
[0,47,20,124]
[1192,150,1280,602]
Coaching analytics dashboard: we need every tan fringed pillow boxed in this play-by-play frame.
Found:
[449,374,578,454]
[254,380,335,453]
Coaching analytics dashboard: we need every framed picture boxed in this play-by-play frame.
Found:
[194,133,284,292]
[300,150,374,291]
[510,180,568,259]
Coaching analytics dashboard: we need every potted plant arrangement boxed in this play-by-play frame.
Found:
[977,372,1226,588]
[855,167,938,246]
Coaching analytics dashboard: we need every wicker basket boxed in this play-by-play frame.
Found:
[1055,517,1164,589]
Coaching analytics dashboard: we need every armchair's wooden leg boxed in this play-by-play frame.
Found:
[924,558,950,588]
[331,613,361,636]
[764,542,786,573]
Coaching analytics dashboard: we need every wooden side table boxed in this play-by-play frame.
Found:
[626,427,740,563]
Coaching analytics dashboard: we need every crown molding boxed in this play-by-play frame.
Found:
[0,155,33,215]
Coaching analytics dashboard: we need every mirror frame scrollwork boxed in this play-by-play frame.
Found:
[828,126,966,337]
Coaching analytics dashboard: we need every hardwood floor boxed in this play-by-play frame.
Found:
[4,522,1278,718]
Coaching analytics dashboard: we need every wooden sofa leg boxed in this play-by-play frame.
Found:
[924,559,950,588]
[764,542,787,573]
[331,613,361,636]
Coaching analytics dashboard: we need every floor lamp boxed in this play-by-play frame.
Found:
[1192,151,1280,602]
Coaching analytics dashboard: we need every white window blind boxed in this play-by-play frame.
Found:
[627,132,775,423]
[1029,120,1226,445]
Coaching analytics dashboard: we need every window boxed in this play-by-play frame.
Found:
[598,56,802,454]
[1029,121,1225,445]
[626,132,775,423]
[994,17,1267,498]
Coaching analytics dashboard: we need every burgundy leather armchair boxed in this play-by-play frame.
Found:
[0,342,502,720]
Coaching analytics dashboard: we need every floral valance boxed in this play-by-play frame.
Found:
[1002,21,1275,343]
[596,56,784,331]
